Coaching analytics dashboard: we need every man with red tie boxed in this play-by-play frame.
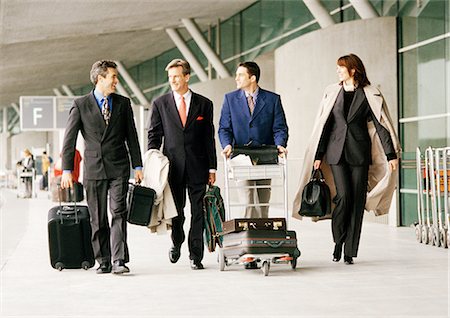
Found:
[147,59,217,270]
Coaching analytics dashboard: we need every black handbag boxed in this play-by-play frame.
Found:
[232,145,278,165]
[299,169,331,217]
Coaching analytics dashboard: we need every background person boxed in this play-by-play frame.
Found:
[17,148,34,198]
[61,60,143,275]
[218,61,288,219]
[147,59,217,270]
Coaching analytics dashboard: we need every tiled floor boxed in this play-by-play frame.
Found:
[1,188,448,318]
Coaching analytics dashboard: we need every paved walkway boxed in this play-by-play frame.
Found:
[0,188,448,318]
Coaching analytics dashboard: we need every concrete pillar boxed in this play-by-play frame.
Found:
[166,28,208,82]
[181,18,231,78]
[349,0,378,19]
[303,0,335,28]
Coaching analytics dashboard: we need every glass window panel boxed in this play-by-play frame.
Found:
[400,117,450,153]
[400,1,446,47]
[400,40,447,118]
[241,1,261,53]
[400,193,418,226]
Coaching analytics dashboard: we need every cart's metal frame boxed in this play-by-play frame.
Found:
[219,154,299,276]
[415,147,449,248]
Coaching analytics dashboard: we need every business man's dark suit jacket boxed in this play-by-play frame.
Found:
[218,88,288,148]
[147,91,217,185]
[317,87,395,165]
[61,91,142,264]
[62,92,142,178]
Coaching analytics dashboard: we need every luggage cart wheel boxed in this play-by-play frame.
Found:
[415,224,422,243]
[447,230,450,249]
[429,229,436,246]
[81,261,90,270]
[290,257,297,270]
[422,227,429,244]
[218,249,226,271]
[433,229,440,247]
[262,261,270,276]
[55,262,64,271]
[440,229,448,248]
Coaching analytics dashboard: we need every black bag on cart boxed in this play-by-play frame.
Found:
[221,230,300,260]
[127,183,156,226]
[47,188,94,271]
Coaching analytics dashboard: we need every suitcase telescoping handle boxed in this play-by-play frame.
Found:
[57,184,79,224]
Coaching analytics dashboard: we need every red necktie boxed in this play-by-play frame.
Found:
[179,96,187,127]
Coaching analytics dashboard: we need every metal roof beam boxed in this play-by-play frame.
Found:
[181,18,231,78]
[166,28,208,82]
[303,0,335,28]
[115,61,150,107]
[349,0,378,19]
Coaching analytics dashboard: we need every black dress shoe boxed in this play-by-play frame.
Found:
[344,255,354,265]
[169,246,181,263]
[332,244,342,262]
[112,260,130,274]
[190,260,204,270]
[96,262,112,274]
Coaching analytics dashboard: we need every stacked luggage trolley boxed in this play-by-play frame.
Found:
[415,147,450,248]
[219,154,300,276]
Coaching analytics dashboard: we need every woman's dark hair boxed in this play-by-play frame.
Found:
[337,54,371,87]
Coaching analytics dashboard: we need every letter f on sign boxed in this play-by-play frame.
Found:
[33,108,43,126]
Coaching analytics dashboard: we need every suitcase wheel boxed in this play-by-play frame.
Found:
[81,261,91,270]
[218,249,226,272]
[55,262,64,271]
[262,261,270,276]
[291,257,297,270]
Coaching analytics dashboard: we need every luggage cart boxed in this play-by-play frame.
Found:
[16,168,36,198]
[219,154,300,276]
[415,147,449,248]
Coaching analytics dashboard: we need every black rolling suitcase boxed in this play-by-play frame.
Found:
[48,188,94,271]
[127,183,156,226]
[221,229,300,259]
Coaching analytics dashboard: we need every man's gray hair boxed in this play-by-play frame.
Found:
[90,60,117,85]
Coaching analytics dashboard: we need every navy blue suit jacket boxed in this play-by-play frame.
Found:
[218,88,288,148]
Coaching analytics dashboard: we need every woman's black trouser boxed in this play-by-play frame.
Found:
[330,163,369,257]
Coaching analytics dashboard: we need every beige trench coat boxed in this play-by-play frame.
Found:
[292,83,401,220]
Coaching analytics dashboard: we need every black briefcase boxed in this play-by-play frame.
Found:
[127,184,156,226]
[299,169,331,217]
[232,145,278,165]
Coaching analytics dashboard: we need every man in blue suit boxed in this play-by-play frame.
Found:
[219,61,288,219]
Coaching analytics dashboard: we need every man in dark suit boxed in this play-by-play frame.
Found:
[219,61,288,219]
[147,59,217,270]
[61,60,143,275]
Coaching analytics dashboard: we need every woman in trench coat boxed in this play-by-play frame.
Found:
[293,54,400,264]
